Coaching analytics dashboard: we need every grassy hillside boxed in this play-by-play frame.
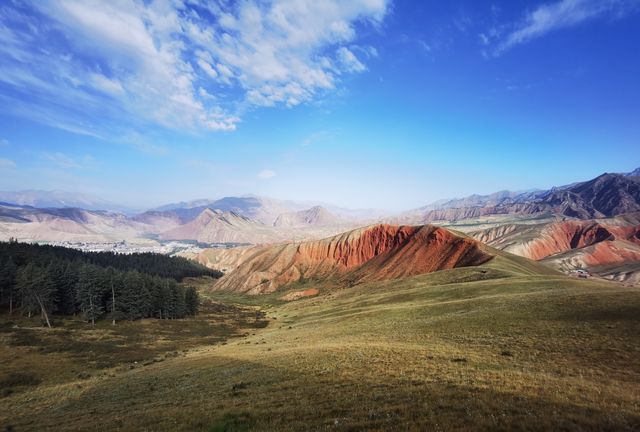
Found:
[1,261,639,430]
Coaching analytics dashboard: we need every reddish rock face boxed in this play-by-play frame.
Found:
[215,224,493,294]
[580,241,640,267]
[294,225,417,270]
[525,222,611,260]
[471,217,640,280]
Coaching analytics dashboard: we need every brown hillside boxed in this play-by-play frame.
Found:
[214,224,493,294]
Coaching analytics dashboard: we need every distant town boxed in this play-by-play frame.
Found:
[31,240,244,255]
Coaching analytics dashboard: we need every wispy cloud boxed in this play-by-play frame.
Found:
[0,158,16,169]
[119,132,169,156]
[336,47,366,73]
[257,169,277,180]
[0,0,389,135]
[302,130,335,146]
[492,0,639,55]
[0,139,8,147]
[41,152,94,170]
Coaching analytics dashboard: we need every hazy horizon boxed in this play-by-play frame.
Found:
[0,164,634,214]
[1,0,639,210]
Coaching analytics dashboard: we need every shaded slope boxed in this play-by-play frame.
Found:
[214,224,493,294]
[557,173,640,218]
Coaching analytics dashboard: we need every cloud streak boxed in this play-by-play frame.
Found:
[40,152,95,170]
[258,169,277,180]
[493,0,639,55]
[0,0,389,135]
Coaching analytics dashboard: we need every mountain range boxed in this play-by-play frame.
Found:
[0,168,639,249]
[399,171,640,223]
[0,190,136,214]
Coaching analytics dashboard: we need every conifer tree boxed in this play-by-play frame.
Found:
[75,264,104,325]
[0,257,17,314]
[185,286,199,316]
[16,263,54,327]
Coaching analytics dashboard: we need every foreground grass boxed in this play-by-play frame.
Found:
[0,299,267,398]
[1,268,640,431]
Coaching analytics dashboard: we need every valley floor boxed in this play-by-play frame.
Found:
[1,268,640,431]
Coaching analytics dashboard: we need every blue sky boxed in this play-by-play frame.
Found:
[0,0,639,211]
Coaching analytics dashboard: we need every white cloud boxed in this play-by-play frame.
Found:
[258,169,277,179]
[0,158,16,169]
[494,0,639,55]
[336,47,366,73]
[89,73,125,96]
[0,0,389,134]
[197,59,218,79]
[179,0,388,107]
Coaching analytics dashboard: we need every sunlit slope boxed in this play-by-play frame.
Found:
[3,266,639,431]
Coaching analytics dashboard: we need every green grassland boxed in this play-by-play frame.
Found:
[1,257,640,431]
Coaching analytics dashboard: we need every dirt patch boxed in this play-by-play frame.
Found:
[280,288,320,301]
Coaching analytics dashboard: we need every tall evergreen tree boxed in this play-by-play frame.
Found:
[104,267,119,325]
[47,260,74,315]
[16,263,54,327]
[75,264,104,325]
[0,257,17,314]
[185,286,199,316]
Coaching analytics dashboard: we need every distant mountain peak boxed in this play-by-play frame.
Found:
[273,205,341,227]
[625,167,640,177]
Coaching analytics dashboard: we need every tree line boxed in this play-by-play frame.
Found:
[0,240,220,326]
